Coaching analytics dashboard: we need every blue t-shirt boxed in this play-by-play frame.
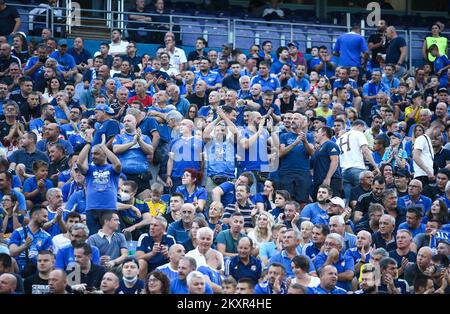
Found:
[434,55,450,87]
[194,70,222,87]
[169,136,203,178]
[397,195,432,216]
[49,51,76,71]
[170,277,213,294]
[112,133,151,174]
[55,243,101,270]
[157,263,178,281]
[46,208,71,238]
[312,285,347,294]
[119,199,150,227]
[65,189,87,214]
[270,60,292,74]
[175,185,207,204]
[279,132,313,173]
[93,119,121,146]
[333,32,369,67]
[300,203,329,225]
[226,255,262,284]
[116,279,145,294]
[23,177,54,204]
[84,163,120,211]
[309,57,337,78]
[205,137,236,178]
[287,77,311,91]
[314,252,355,291]
[36,139,74,155]
[251,74,280,92]
[311,140,342,184]
[268,250,315,278]
[333,78,358,103]
[239,127,270,172]
[9,226,52,270]
[167,220,190,244]
[198,265,223,286]
[398,222,426,238]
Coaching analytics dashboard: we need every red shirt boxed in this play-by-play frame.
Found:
[128,94,153,107]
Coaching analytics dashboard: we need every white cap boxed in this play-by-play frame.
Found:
[327,197,345,208]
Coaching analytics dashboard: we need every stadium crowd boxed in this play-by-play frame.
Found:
[0,0,449,295]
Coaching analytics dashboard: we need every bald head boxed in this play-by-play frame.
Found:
[48,269,67,294]
[0,273,17,294]
[123,114,137,132]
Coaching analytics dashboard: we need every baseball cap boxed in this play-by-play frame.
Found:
[394,168,410,178]
[222,43,233,49]
[387,131,402,140]
[327,197,345,208]
[438,87,448,94]
[411,91,422,99]
[287,41,299,49]
[281,85,292,91]
[58,39,68,47]
[95,104,115,115]
[311,116,327,124]
[144,67,156,74]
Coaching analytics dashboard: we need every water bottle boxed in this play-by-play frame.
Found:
[124,231,136,256]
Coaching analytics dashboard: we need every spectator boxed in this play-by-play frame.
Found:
[225,237,261,284]
[312,265,347,294]
[385,26,408,78]
[333,24,369,70]
[70,242,106,293]
[23,250,54,294]
[144,270,170,294]
[136,215,175,279]
[47,269,69,294]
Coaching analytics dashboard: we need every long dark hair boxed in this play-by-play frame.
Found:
[145,271,171,294]
[427,200,449,224]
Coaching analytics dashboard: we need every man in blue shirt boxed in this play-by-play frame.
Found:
[270,46,292,75]
[398,207,426,238]
[170,256,213,294]
[23,43,48,80]
[301,186,332,225]
[36,123,74,156]
[278,112,314,205]
[313,233,354,291]
[8,206,53,274]
[333,67,360,105]
[250,61,281,94]
[226,237,261,285]
[166,119,202,193]
[49,39,77,80]
[258,90,281,124]
[312,126,343,196]
[362,70,390,108]
[302,224,329,260]
[311,265,347,294]
[194,57,222,91]
[67,37,93,74]
[398,179,432,215]
[269,229,316,278]
[333,24,369,68]
[92,104,121,147]
[167,203,195,244]
[136,215,176,279]
[8,132,49,177]
[310,46,337,79]
[287,64,310,92]
[112,114,153,192]
[77,130,122,235]
[55,222,101,270]
[254,263,287,294]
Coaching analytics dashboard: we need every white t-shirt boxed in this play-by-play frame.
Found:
[412,134,434,178]
[291,276,320,288]
[109,40,129,56]
[168,47,187,72]
[337,129,368,171]
[52,234,71,254]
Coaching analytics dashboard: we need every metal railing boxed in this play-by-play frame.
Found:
[11,2,441,68]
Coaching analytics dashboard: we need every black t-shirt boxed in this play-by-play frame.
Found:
[187,50,207,62]
[423,184,444,201]
[279,95,296,114]
[79,264,106,290]
[186,93,208,109]
[9,92,31,122]
[0,120,12,144]
[0,5,19,36]
[367,32,386,68]
[349,185,371,206]
[386,37,407,66]
[23,274,49,294]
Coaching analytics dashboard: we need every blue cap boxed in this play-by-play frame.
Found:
[387,131,402,140]
[95,104,115,115]
[144,67,156,74]
[287,41,299,49]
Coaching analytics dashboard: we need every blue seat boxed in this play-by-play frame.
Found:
[181,25,203,46]
[204,26,228,48]
[234,29,255,49]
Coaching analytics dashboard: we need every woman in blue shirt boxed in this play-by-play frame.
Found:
[256,179,276,212]
[175,168,207,215]
[0,193,25,236]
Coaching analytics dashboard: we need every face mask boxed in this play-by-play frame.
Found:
[119,192,131,202]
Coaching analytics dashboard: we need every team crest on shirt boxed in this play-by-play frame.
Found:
[251,265,257,271]
[37,240,42,246]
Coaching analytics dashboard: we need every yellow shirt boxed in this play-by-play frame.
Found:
[147,201,167,217]
[314,107,333,118]
[404,105,423,123]
[426,36,448,62]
